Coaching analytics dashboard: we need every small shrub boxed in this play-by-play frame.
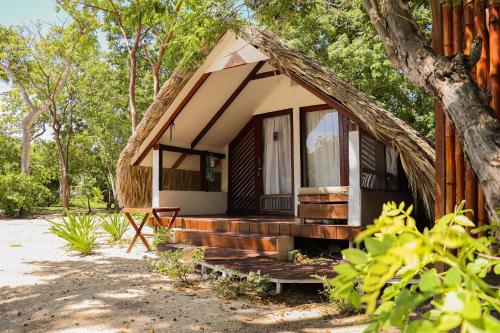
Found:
[152,227,174,250]
[287,249,322,265]
[210,271,271,299]
[0,172,52,216]
[48,210,98,255]
[99,212,128,242]
[146,248,204,283]
[315,275,362,315]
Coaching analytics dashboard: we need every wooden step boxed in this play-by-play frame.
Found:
[173,229,293,260]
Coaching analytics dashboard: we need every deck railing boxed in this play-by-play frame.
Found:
[260,194,294,213]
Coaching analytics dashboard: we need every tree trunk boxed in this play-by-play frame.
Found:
[129,53,138,132]
[21,121,32,175]
[363,0,500,219]
[54,131,70,211]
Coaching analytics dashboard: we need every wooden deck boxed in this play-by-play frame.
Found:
[159,243,338,293]
[159,215,361,240]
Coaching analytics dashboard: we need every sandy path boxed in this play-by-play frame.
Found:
[0,218,366,333]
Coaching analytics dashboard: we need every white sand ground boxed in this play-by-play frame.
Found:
[0,218,367,333]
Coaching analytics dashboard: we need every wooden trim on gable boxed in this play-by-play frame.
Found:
[132,72,212,166]
[251,70,283,80]
[190,61,266,149]
[287,71,364,126]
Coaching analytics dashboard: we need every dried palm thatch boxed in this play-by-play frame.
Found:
[117,26,435,216]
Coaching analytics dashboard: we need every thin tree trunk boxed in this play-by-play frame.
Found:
[363,0,500,219]
[129,53,138,132]
[54,132,70,211]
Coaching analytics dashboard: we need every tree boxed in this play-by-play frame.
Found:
[0,25,71,174]
[362,0,500,218]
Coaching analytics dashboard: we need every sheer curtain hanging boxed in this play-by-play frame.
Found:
[263,115,292,195]
[305,110,340,187]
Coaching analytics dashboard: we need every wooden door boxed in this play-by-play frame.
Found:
[228,119,260,214]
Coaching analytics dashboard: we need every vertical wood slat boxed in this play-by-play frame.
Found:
[453,3,466,207]
[443,1,457,214]
[474,0,489,227]
[489,2,500,119]
[432,0,446,219]
[464,1,479,222]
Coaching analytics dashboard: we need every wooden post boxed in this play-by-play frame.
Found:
[464,0,479,221]
[475,0,490,227]
[432,0,446,219]
[200,151,208,192]
[443,1,456,213]
[453,2,465,207]
[158,144,163,191]
[489,0,500,119]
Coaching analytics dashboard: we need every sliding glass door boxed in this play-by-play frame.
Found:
[260,113,293,213]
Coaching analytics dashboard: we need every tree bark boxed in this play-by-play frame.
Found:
[363,0,500,219]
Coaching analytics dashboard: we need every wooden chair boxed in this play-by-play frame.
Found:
[123,207,180,253]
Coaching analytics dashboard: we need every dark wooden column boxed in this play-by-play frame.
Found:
[158,144,163,191]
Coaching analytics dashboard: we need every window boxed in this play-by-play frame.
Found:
[303,109,341,187]
[360,131,399,190]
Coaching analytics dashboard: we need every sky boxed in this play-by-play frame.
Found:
[1,0,65,92]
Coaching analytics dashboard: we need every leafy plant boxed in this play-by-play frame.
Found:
[48,210,98,255]
[315,275,362,315]
[152,227,174,250]
[209,271,271,299]
[99,212,128,242]
[146,248,205,283]
[329,201,500,333]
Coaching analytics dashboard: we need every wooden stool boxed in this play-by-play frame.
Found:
[123,207,180,253]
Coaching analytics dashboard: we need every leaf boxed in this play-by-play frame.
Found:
[418,269,441,293]
[444,267,462,288]
[364,236,392,256]
[334,263,357,277]
[454,215,475,227]
[442,292,464,313]
[494,264,500,275]
[342,248,368,265]
[462,297,482,320]
[437,313,462,331]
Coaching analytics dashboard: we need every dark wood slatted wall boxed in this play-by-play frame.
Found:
[228,121,258,213]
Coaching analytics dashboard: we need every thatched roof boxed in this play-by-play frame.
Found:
[117,26,435,215]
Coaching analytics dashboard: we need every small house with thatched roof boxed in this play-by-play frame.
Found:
[117,27,434,253]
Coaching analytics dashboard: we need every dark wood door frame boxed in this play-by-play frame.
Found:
[255,109,294,215]
[299,104,350,188]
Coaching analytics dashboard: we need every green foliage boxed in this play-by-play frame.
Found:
[99,212,128,242]
[146,248,205,283]
[329,201,500,333]
[316,274,362,315]
[209,271,272,299]
[0,172,52,216]
[152,226,174,250]
[48,210,98,255]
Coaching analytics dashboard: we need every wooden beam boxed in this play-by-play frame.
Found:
[251,70,282,80]
[171,153,187,169]
[132,72,212,166]
[159,144,225,159]
[190,61,266,149]
[286,71,365,127]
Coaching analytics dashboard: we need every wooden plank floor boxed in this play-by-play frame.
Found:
[159,244,337,281]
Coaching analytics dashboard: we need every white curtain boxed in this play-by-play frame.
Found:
[263,115,292,195]
[305,110,340,187]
